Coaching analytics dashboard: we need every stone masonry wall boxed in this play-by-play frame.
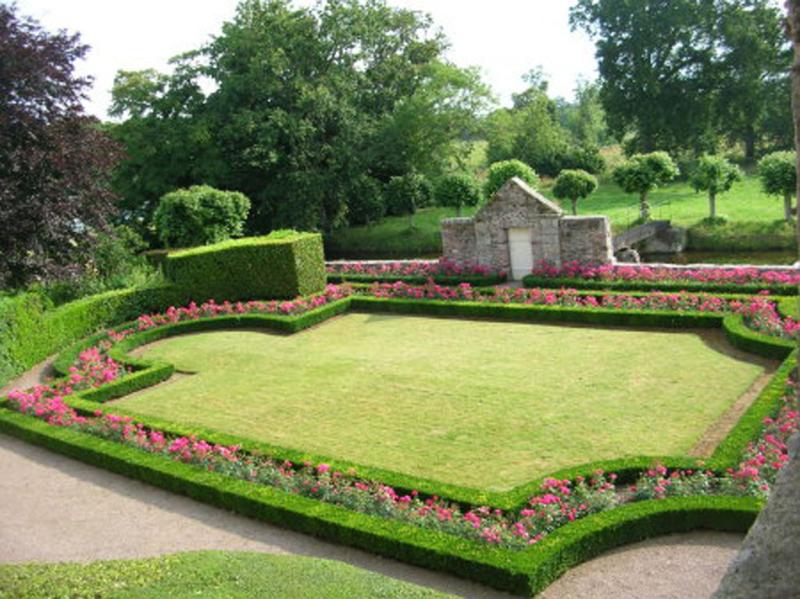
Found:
[559,216,614,265]
[441,218,477,264]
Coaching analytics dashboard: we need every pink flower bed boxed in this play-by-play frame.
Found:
[327,259,504,279]
[363,281,800,340]
[2,284,798,549]
[531,260,800,287]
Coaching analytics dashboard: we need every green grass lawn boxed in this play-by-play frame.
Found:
[0,551,451,598]
[325,173,794,258]
[118,314,772,492]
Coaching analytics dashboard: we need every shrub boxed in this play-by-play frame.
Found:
[163,231,326,301]
[384,173,433,227]
[691,155,743,220]
[346,176,385,226]
[757,151,797,223]
[154,185,251,249]
[612,152,679,221]
[483,160,540,198]
[434,173,481,216]
[552,169,598,215]
[561,145,606,175]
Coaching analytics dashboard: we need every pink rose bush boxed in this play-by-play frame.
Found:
[531,260,800,287]
[327,259,504,279]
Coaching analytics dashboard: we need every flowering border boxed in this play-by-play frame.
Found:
[0,287,796,595]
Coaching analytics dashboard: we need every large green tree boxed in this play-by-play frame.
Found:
[571,0,791,156]
[110,0,488,236]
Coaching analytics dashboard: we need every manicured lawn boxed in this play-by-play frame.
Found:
[0,551,450,598]
[117,314,772,491]
[325,173,793,258]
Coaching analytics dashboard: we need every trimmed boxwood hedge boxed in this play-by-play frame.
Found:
[326,273,507,286]
[164,233,326,302]
[521,274,798,296]
[0,407,762,596]
[1,292,793,595]
[41,293,797,513]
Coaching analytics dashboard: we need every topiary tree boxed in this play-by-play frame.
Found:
[483,159,540,199]
[384,173,433,228]
[757,151,797,222]
[154,185,251,248]
[690,155,743,220]
[551,169,598,215]
[612,151,679,221]
[434,173,481,217]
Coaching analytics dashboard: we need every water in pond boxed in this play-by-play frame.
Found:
[642,251,797,265]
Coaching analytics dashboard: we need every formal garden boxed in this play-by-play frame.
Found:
[2,0,800,596]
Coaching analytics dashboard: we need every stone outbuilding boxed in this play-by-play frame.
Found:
[441,177,613,279]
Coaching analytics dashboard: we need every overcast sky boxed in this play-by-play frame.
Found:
[16,0,598,119]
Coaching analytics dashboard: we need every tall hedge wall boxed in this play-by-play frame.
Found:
[164,233,326,301]
[0,285,190,389]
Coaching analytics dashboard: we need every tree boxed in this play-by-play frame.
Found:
[690,155,743,220]
[788,0,800,254]
[109,0,487,235]
[552,170,599,215]
[757,151,797,222]
[571,0,719,154]
[0,4,122,286]
[434,173,481,216]
[384,173,432,228]
[612,152,679,221]
[483,160,540,199]
[154,185,251,248]
[715,0,792,161]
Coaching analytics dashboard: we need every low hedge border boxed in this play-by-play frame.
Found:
[326,273,507,286]
[0,407,762,596]
[41,293,796,513]
[521,274,798,296]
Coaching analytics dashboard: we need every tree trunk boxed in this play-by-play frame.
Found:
[709,192,717,219]
[790,0,800,256]
[784,192,793,223]
[639,191,650,221]
[408,212,415,229]
[743,127,757,164]
[456,203,462,217]
[571,198,578,216]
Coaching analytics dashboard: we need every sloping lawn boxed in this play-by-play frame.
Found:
[324,174,793,258]
[118,314,772,492]
[0,551,451,598]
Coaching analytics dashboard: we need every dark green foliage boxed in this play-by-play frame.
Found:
[163,232,326,301]
[345,176,386,226]
[613,152,679,220]
[483,160,540,198]
[433,174,481,216]
[686,220,797,252]
[384,173,433,218]
[154,185,251,248]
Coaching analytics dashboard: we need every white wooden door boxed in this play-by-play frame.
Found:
[508,227,533,280]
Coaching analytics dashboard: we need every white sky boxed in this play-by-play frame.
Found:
[16,0,598,119]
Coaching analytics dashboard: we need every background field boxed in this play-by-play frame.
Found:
[119,314,772,492]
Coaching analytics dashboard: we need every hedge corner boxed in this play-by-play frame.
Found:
[163,232,326,301]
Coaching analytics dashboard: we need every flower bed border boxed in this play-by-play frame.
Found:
[0,294,794,595]
[326,273,508,286]
[0,408,762,596]
[521,274,798,296]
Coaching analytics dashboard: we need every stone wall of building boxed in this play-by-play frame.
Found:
[440,177,613,277]
[441,217,477,264]
[559,216,614,265]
